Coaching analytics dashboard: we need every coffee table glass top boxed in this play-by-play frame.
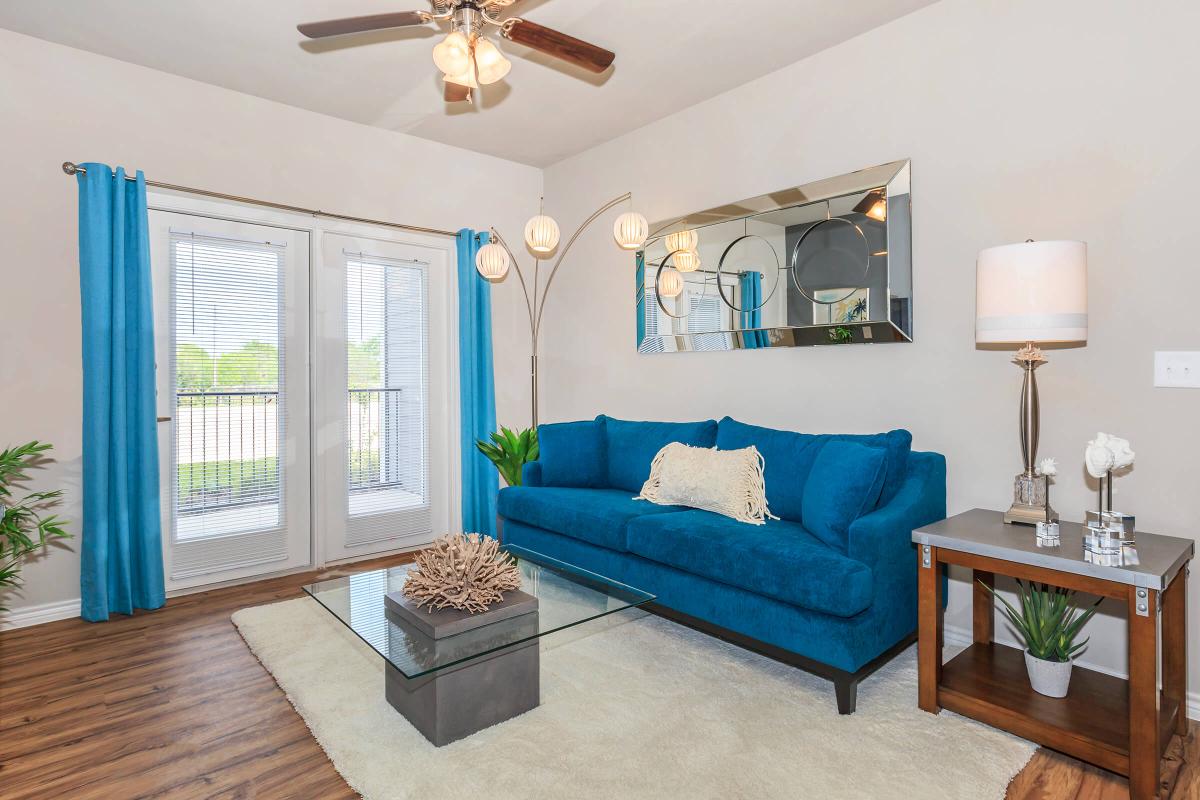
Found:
[302,545,654,679]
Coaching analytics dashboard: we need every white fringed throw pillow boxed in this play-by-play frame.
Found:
[637,442,777,525]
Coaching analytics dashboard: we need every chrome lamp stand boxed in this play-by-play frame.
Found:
[1005,343,1058,526]
[488,193,632,427]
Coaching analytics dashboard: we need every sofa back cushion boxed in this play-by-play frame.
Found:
[715,417,912,521]
[600,415,718,493]
[715,418,821,522]
[802,441,887,552]
[537,419,607,488]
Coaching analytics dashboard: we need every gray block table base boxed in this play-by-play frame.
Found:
[385,640,540,747]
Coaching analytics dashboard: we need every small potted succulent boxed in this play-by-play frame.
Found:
[979,579,1101,698]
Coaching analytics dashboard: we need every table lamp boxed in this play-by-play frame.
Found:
[976,240,1088,525]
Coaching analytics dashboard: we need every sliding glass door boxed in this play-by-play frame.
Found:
[150,211,312,590]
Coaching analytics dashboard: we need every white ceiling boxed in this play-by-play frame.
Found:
[0,0,936,167]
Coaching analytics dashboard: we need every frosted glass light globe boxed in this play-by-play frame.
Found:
[524,214,561,254]
[658,267,684,299]
[475,242,510,280]
[473,37,511,85]
[673,249,701,273]
[432,31,471,77]
[613,212,649,250]
[664,229,698,254]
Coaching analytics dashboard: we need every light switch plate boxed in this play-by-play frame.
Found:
[1154,351,1200,388]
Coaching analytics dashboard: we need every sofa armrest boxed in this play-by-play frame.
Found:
[847,451,946,569]
[521,461,543,487]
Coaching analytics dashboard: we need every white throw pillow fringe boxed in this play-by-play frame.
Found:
[637,442,778,525]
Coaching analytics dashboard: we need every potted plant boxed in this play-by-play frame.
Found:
[980,579,1101,698]
[1,442,70,613]
[475,427,539,487]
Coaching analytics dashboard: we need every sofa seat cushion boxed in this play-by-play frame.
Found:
[625,510,873,617]
[497,487,683,552]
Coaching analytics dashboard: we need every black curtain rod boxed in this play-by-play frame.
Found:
[61,162,458,239]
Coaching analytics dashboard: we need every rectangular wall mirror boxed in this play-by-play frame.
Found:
[636,160,912,353]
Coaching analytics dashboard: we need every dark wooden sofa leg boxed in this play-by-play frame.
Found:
[834,676,858,715]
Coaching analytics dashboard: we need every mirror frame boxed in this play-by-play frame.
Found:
[636,159,912,353]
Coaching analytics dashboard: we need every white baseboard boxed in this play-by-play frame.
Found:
[943,624,1200,722]
[0,598,81,631]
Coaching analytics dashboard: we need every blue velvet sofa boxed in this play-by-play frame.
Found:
[497,415,947,713]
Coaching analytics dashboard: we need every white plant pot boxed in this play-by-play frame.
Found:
[1024,651,1073,698]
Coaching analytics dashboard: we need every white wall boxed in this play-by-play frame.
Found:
[541,0,1200,686]
[0,29,540,618]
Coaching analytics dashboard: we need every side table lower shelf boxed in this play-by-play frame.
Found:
[940,642,1180,777]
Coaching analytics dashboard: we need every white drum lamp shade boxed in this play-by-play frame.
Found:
[524,214,561,254]
[976,240,1088,344]
[613,212,649,250]
[475,242,510,280]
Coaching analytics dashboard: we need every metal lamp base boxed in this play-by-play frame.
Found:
[1004,472,1058,526]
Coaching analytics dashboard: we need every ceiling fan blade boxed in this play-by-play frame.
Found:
[445,82,471,103]
[297,11,428,39]
[502,19,615,74]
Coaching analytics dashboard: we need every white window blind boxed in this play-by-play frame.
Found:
[642,287,667,353]
[686,285,727,351]
[169,231,289,578]
[344,253,432,547]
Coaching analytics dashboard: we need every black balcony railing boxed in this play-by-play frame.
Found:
[347,387,406,494]
[175,390,280,515]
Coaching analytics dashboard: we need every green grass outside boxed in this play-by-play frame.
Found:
[177,452,381,500]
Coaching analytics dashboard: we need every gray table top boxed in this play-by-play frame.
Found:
[913,508,1194,591]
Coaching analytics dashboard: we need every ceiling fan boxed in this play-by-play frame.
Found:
[297,1,616,104]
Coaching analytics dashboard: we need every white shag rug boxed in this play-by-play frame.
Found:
[232,599,1034,800]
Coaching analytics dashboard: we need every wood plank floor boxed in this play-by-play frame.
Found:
[1,559,1195,799]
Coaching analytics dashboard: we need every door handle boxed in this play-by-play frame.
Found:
[157,416,172,423]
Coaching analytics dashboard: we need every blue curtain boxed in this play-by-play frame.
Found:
[457,230,498,537]
[739,271,770,349]
[76,163,165,621]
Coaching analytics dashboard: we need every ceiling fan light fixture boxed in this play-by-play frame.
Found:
[443,70,479,88]
[432,30,472,77]
[473,37,512,85]
[524,214,561,254]
[853,190,887,222]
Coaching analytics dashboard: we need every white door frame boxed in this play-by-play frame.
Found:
[148,190,462,580]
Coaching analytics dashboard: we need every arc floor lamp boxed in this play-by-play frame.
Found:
[475,194,649,426]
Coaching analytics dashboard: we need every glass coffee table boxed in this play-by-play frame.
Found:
[303,544,654,746]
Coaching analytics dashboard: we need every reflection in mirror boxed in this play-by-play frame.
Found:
[636,160,912,353]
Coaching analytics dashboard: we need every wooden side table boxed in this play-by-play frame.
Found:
[913,509,1193,800]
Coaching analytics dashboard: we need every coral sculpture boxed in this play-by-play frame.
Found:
[1085,433,1135,479]
[401,533,522,614]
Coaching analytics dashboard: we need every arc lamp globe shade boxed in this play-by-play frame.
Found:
[658,267,684,298]
[475,242,510,280]
[673,249,701,273]
[613,211,649,250]
[976,240,1088,344]
[432,31,471,77]
[664,229,698,253]
[473,37,512,85]
[524,214,561,254]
